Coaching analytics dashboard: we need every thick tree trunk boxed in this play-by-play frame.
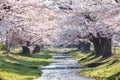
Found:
[22,46,30,56]
[92,38,102,56]
[78,42,91,53]
[77,43,83,51]
[84,42,91,53]
[32,45,40,53]
[92,37,112,58]
[100,38,112,58]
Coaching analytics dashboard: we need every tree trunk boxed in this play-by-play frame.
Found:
[32,45,40,53]
[92,37,112,58]
[83,42,91,53]
[4,39,11,55]
[92,38,102,56]
[22,46,30,56]
[100,38,112,58]
[77,43,83,51]
[78,42,91,53]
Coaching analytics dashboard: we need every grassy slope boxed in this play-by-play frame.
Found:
[0,48,55,80]
[69,48,120,80]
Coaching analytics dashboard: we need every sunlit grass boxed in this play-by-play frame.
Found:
[51,48,76,52]
[0,48,54,80]
[69,48,120,80]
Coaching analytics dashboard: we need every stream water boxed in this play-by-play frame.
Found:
[36,52,95,80]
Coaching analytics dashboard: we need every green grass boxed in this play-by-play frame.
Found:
[69,48,120,80]
[51,48,76,52]
[0,48,55,80]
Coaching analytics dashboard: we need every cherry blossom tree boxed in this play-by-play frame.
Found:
[0,0,120,58]
[48,0,120,58]
[0,0,64,55]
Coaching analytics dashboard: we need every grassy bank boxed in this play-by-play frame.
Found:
[0,48,55,80]
[51,48,76,52]
[69,48,120,80]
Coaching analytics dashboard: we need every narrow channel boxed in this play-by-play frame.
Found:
[36,52,95,80]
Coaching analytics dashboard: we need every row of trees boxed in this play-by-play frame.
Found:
[0,0,56,55]
[49,0,120,58]
[0,0,120,58]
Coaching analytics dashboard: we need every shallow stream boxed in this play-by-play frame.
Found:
[36,52,95,80]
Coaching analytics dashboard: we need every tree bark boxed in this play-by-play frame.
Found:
[92,38,102,56]
[77,42,83,51]
[100,38,112,58]
[4,39,11,54]
[84,42,91,53]
[91,37,112,58]
[77,42,91,53]
[32,45,40,53]
[115,0,120,3]
[22,46,30,56]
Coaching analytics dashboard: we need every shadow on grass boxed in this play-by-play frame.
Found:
[11,51,31,57]
[0,56,50,79]
[108,59,119,66]
[31,54,52,59]
[65,50,78,54]
[107,72,120,80]
[3,58,50,69]
[41,49,56,54]
[85,55,101,62]
[78,53,107,67]
[86,60,109,68]
[78,53,96,62]
[0,62,41,76]
[0,49,54,78]
[6,53,52,67]
[11,49,53,59]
